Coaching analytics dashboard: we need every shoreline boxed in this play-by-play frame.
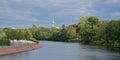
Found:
[0,40,36,48]
[0,43,41,56]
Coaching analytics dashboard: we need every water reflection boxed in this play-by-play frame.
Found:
[0,41,120,60]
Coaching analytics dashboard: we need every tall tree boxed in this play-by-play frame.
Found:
[78,16,100,44]
[25,29,33,40]
[66,26,77,41]
[106,20,120,41]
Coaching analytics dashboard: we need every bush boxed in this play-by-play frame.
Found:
[0,38,10,46]
[29,38,39,43]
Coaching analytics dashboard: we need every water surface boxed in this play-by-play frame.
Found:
[0,41,120,60]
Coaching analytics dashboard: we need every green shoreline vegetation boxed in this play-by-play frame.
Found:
[0,16,120,51]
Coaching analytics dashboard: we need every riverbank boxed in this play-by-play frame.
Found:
[0,40,41,56]
[0,43,41,56]
[0,41,120,60]
[0,40,36,48]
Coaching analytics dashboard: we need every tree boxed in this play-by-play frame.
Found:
[94,21,108,45]
[105,20,120,43]
[87,16,100,43]
[65,26,77,41]
[78,16,100,44]
[25,29,33,40]
[77,16,89,43]
[3,28,12,40]
[0,30,10,45]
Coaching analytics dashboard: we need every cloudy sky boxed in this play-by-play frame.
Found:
[0,0,120,28]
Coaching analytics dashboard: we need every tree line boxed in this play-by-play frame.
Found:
[29,16,120,48]
[0,28,38,45]
[0,16,120,48]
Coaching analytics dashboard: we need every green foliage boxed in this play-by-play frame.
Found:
[0,16,119,48]
[3,28,36,43]
[104,20,120,47]
[30,25,52,40]
[29,37,39,43]
[105,20,120,41]
[0,31,10,45]
[49,25,79,42]
[78,16,100,44]
[94,21,109,45]
[0,39,10,45]
[25,29,33,40]
[65,26,77,41]
[77,16,120,49]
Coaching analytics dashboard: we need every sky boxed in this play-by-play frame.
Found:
[0,0,120,28]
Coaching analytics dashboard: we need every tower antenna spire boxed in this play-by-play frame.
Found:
[52,16,55,27]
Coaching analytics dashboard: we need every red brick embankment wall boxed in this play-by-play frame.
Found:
[0,44,41,56]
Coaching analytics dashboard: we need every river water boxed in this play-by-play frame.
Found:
[0,41,120,60]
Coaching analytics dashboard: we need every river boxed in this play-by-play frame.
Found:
[0,41,120,60]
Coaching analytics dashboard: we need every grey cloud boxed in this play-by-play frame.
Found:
[0,0,119,28]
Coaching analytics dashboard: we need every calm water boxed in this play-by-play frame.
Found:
[0,41,120,60]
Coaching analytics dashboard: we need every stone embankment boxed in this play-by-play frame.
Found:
[0,43,41,56]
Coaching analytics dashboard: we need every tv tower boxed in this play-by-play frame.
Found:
[52,16,55,27]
